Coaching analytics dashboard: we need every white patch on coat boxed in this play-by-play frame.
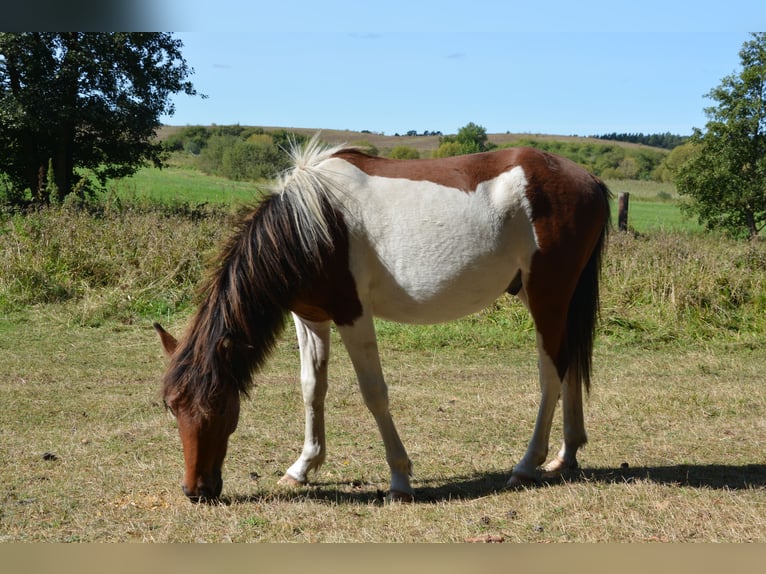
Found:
[320,158,540,324]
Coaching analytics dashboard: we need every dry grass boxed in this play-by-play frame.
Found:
[1,306,763,542]
[0,203,233,322]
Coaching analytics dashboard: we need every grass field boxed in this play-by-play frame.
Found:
[106,162,263,206]
[0,306,763,542]
[0,155,763,542]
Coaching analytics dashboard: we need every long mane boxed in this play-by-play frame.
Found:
[162,136,348,416]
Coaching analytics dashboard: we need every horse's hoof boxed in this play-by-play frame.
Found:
[541,456,578,479]
[541,456,566,478]
[506,473,540,490]
[277,473,305,488]
[386,490,415,503]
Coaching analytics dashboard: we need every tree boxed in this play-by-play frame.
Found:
[0,32,198,204]
[455,122,491,153]
[657,142,697,183]
[435,122,494,157]
[675,33,766,238]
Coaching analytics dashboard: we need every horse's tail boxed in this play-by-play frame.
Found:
[566,178,611,395]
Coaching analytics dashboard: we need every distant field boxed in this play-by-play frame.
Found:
[108,162,263,206]
[606,180,701,233]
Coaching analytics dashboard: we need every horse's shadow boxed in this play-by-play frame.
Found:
[226,463,766,506]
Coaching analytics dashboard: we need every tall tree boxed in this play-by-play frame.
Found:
[0,33,198,203]
[675,33,766,238]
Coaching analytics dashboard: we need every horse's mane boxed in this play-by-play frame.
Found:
[162,135,349,417]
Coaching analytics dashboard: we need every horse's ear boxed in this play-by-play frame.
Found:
[153,323,178,357]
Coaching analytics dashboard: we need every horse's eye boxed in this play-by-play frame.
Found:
[164,399,177,417]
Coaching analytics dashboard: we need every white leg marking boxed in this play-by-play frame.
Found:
[543,368,587,476]
[282,314,331,485]
[337,311,413,498]
[510,334,561,484]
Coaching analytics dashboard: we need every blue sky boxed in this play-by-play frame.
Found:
[155,1,764,136]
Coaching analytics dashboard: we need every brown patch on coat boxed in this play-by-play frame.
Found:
[291,212,363,326]
[520,150,611,383]
[334,147,533,192]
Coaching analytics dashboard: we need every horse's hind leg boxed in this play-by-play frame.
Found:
[542,367,587,477]
[279,314,331,486]
[337,311,414,502]
[508,332,562,486]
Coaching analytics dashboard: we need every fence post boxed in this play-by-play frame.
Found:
[618,192,629,232]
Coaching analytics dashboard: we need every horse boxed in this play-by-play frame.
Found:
[154,135,611,502]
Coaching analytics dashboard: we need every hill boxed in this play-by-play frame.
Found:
[156,125,664,155]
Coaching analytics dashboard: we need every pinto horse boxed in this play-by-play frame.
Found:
[155,136,611,502]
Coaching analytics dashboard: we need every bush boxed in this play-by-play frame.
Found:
[193,127,305,182]
[389,146,420,160]
[221,138,287,181]
[163,126,211,154]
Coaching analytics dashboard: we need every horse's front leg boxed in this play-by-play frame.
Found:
[337,312,414,502]
[279,314,331,486]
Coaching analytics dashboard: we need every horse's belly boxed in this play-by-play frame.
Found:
[371,281,511,324]
[366,248,521,324]
[344,170,539,324]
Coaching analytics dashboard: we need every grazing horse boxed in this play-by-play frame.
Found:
[155,136,611,502]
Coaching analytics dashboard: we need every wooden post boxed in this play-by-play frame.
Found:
[618,192,629,232]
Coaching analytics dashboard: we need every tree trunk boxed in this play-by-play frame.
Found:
[53,32,81,201]
[54,130,74,200]
[746,210,757,239]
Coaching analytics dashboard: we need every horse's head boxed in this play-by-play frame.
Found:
[154,323,240,502]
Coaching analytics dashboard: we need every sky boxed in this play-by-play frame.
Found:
[151,1,765,137]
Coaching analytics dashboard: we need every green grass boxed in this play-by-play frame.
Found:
[606,179,702,233]
[105,156,264,206]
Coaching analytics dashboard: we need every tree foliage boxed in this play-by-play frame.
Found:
[675,33,766,238]
[189,126,308,181]
[435,122,494,157]
[0,32,197,204]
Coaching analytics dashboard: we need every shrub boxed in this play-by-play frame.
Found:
[389,146,420,160]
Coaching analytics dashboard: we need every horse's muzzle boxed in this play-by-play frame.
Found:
[182,475,223,503]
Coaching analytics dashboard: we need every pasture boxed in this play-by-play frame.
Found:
[0,159,764,542]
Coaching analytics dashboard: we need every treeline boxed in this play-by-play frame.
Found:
[591,132,688,150]
[163,125,308,181]
[396,130,444,137]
